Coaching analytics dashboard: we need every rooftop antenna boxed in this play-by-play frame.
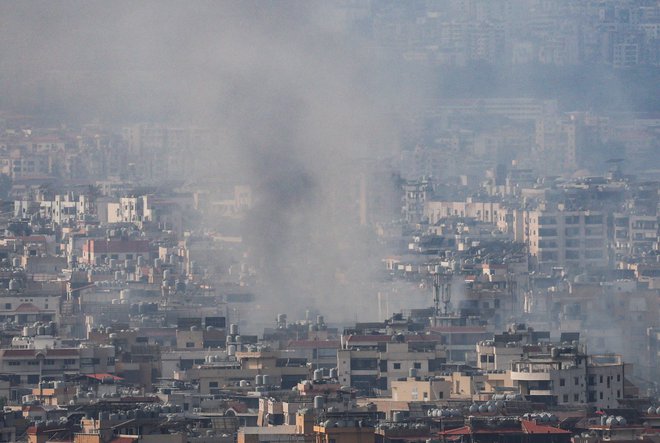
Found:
[432,273,452,317]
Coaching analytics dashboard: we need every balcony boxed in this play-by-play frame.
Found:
[510,370,552,381]
[529,389,553,396]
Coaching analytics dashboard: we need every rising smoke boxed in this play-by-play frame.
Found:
[0,1,413,325]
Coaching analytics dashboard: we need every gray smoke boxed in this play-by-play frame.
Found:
[0,1,410,324]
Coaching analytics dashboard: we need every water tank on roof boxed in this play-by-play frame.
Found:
[314,396,325,410]
[392,412,404,423]
[469,404,479,413]
[478,404,488,413]
[154,258,162,268]
[228,345,236,356]
[262,374,272,386]
[239,380,249,387]
[12,257,20,267]
[656,407,660,415]
[648,407,656,415]
[229,324,239,335]
[409,368,417,378]
[329,368,338,379]
[255,375,263,386]
[313,369,323,382]
[37,326,46,335]
[9,279,20,290]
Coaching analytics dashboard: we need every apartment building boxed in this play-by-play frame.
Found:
[337,339,446,393]
[175,349,310,394]
[425,199,502,225]
[510,351,629,409]
[613,213,659,256]
[521,207,608,272]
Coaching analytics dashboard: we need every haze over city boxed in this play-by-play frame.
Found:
[0,1,658,442]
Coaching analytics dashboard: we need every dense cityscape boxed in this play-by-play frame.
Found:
[0,1,658,442]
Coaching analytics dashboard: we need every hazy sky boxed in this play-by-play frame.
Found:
[0,0,409,322]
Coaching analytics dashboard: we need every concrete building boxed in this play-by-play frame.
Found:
[510,351,630,408]
[520,207,608,272]
[390,377,451,402]
[81,239,152,265]
[337,339,446,393]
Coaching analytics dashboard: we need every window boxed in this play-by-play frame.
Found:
[599,375,603,383]
[563,394,568,402]
[4,303,10,310]
[27,375,39,384]
[7,361,20,366]
[186,342,195,348]
[209,382,218,388]
[599,392,603,400]
[559,378,565,387]
[566,250,579,259]
[574,377,579,386]
[540,251,558,261]
[617,374,620,382]
[393,363,401,370]
[565,227,580,237]
[585,239,603,248]
[27,361,39,366]
[585,215,603,225]
[63,359,76,365]
[413,362,422,369]
[44,360,55,365]
[538,240,557,248]
[574,394,580,402]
